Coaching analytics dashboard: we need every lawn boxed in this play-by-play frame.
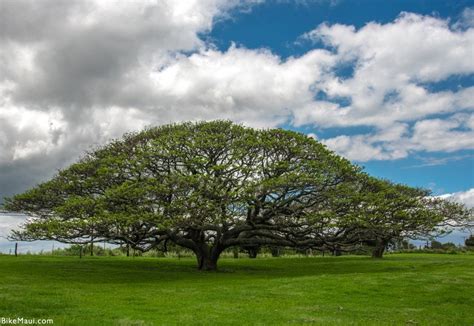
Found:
[0,254,473,325]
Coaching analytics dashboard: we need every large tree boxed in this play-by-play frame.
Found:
[332,176,473,258]
[4,121,360,270]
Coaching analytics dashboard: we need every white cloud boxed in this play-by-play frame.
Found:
[0,3,473,202]
[322,115,474,161]
[0,0,265,200]
[300,13,474,160]
[299,12,474,129]
[0,104,67,163]
[410,114,474,152]
[0,213,24,238]
[408,154,474,168]
[322,132,408,162]
[439,188,474,208]
[147,46,335,127]
[309,12,474,82]
[454,7,474,30]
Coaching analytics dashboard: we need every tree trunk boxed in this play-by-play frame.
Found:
[90,242,94,256]
[372,239,386,258]
[195,245,222,271]
[241,244,259,258]
[198,255,218,271]
[248,248,258,258]
[271,247,280,257]
[14,242,18,257]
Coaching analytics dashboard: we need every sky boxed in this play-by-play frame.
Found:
[0,0,473,251]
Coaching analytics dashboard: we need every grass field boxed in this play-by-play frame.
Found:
[0,254,473,325]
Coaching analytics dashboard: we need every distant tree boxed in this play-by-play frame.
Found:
[4,121,359,270]
[330,176,473,258]
[441,242,457,250]
[465,235,474,248]
[58,244,106,256]
[430,241,458,250]
[269,246,281,257]
[241,244,260,259]
[430,240,443,249]
[396,239,416,250]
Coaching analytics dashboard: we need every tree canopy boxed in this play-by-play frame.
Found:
[330,176,471,257]
[3,121,472,269]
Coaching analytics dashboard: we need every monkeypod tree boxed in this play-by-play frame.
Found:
[338,176,473,258]
[4,121,359,270]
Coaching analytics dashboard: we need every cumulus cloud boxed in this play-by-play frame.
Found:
[321,124,409,162]
[454,7,474,30]
[302,12,474,161]
[323,114,474,161]
[0,0,263,200]
[439,188,474,208]
[0,2,473,203]
[0,214,23,238]
[301,12,474,126]
[147,46,335,127]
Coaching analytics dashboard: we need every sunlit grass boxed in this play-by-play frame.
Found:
[0,254,473,325]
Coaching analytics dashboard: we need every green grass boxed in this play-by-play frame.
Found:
[0,254,473,325]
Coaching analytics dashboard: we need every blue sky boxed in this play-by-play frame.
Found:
[208,0,474,195]
[210,0,472,57]
[0,0,473,250]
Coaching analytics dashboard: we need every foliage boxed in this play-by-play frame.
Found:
[3,121,472,269]
[329,175,473,257]
[5,121,360,269]
[430,240,457,250]
[465,235,474,247]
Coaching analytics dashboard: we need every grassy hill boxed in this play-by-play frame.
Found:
[0,254,473,325]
